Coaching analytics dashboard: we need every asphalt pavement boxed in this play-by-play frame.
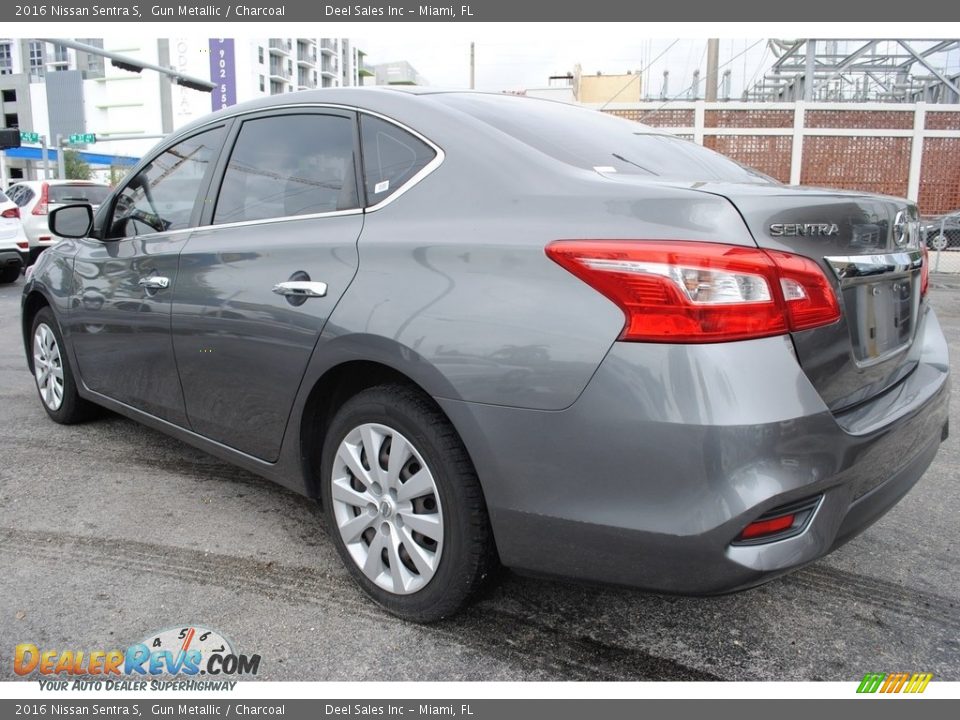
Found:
[1,274,958,681]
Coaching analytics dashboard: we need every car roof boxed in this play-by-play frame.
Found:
[169,86,563,141]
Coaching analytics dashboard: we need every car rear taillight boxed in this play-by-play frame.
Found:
[32,182,49,215]
[16,241,28,250]
[546,240,841,343]
[1,207,19,219]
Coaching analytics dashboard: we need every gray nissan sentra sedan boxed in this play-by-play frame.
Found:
[22,88,950,622]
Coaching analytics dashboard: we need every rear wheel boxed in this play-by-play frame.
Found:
[320,384,496,622]
[31,307,95,424]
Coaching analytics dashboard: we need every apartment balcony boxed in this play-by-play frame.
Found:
[268,39,292,55]
[320,39,338,55]
[297,70,316,88]
[269,64,292,82]
[297,51,316,66]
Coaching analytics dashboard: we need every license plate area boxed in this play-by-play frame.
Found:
[825,250,923,366]
[844,277,915,363]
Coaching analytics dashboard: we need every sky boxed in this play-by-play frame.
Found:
[356,37,774,97]
[353,36,960,99]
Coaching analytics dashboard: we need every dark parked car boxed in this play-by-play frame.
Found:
[21,89,950,622]
[922,210,960,250]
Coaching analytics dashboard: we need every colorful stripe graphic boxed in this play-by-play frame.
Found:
[857,672,933,694]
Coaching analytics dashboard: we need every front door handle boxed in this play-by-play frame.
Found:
[138,276,170,290]
[272,280,328,299]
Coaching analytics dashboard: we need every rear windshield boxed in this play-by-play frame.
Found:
[50,184,111,205]
[433,94,770,183]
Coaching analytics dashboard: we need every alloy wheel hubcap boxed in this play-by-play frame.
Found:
[331,423,444,595]
[33,323,64,411]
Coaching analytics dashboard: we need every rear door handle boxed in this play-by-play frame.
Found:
[272,280,328,298]
[138,276,170,290]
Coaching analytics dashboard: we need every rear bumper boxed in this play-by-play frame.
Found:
[438,306,949,594]
[0,249,24,270]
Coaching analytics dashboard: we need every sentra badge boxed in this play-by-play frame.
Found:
[769,223,840,237]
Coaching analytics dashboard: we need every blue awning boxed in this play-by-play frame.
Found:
[2,146,139,166]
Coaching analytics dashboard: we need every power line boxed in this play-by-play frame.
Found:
[600,39,680,110]
[638,38,765,121]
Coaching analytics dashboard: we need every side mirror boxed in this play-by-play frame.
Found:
[49,204,94,239]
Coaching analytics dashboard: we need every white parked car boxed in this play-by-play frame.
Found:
[0,187,29,283]
[5,180,111,262]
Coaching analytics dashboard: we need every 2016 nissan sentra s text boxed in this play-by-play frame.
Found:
[22,88,950,622]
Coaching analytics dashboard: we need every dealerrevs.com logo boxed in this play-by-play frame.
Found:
[856,672,933,694]
[14,626,261,691]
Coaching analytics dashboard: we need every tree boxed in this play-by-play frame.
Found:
[63,150,92,180]
[108,163,129,187]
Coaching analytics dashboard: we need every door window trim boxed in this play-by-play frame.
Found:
[152,103,443,231]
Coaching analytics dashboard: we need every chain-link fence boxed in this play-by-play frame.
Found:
[930,247,960,273]
[926,214,960,273]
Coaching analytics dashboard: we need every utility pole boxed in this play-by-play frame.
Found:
[705,38,719,102]
[56,134,65,180]
[40,135,50,180]
[469,42,475,89]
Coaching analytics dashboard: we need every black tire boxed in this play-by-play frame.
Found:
[0,266,20,284]
[30,307,96,424]
[320,384,497,622]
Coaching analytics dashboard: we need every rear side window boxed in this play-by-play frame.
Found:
[213,113,359,225]
[49,184,111,205]
[360,115,436,205]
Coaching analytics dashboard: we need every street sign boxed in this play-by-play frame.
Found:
[68,133,96,144]
[20,132,40,143]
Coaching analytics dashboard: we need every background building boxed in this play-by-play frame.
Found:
[372,60,428,86]
[0,37,370,185]
[575,67,643,104]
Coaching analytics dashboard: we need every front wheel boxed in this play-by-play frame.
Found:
[320,384,497,622]
[31,307,95,424]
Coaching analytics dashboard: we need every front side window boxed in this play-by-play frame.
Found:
[108,126,224,238]
[213,113,358,224]
[360,115,436,205]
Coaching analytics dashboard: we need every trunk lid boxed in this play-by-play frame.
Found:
[689,182,924,412]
